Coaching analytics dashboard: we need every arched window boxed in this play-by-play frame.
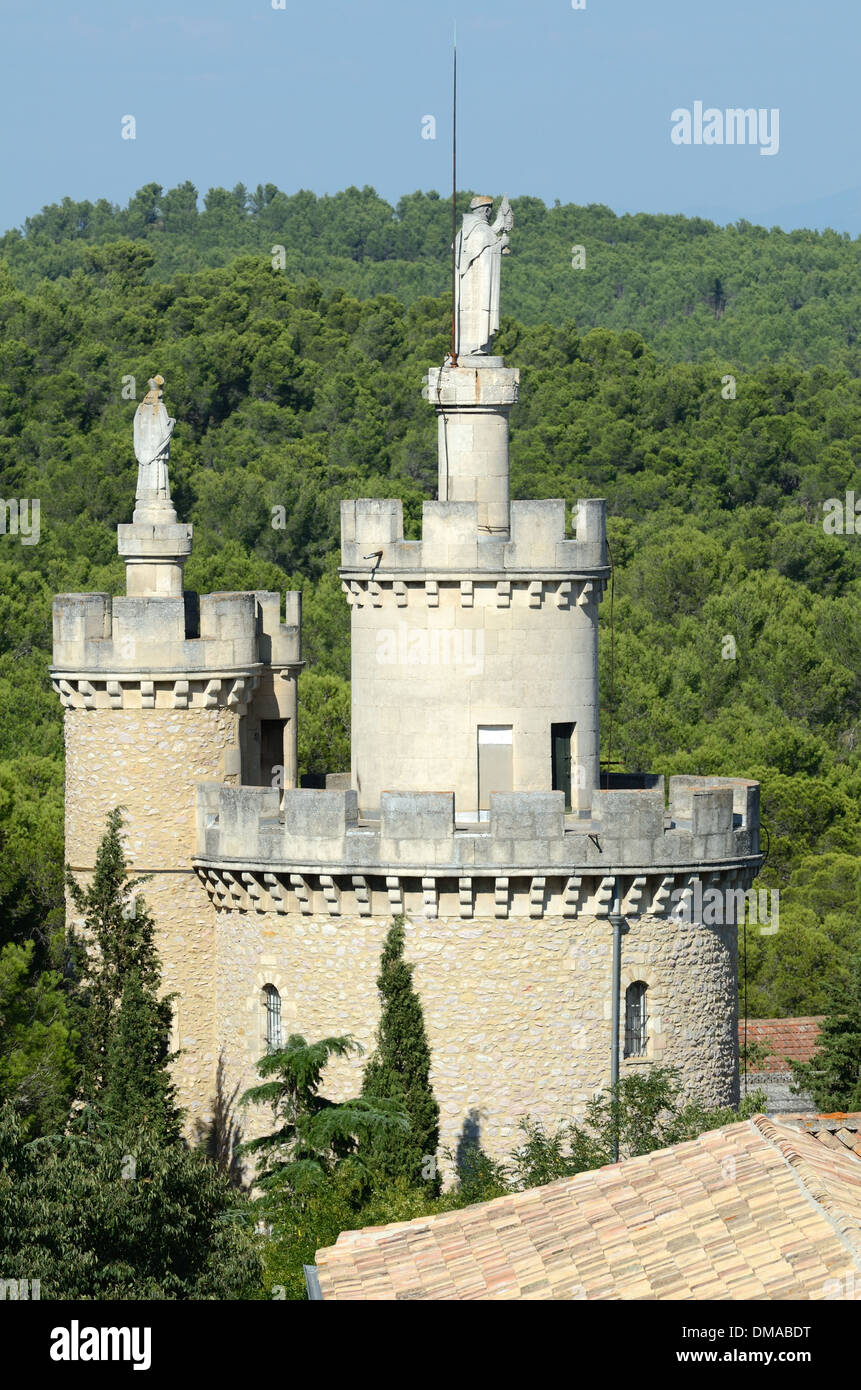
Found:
[263,984,282,1053]
[624,982,648,1058]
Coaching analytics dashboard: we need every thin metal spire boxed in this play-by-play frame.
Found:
[450,22,458,366]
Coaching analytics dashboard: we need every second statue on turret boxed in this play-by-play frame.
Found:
[133,375,175,505]
[454,194,513,359]
[132,374,178,524]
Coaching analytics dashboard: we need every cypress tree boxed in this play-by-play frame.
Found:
[66,807,181,1142]
[361,916,440,1192]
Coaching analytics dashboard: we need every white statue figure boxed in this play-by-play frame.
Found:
[133,375,175,506]
[454,194,513,358]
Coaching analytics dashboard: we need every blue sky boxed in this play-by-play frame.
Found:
[2,0,860,235]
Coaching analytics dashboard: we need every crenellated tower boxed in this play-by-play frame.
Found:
[54,210,763,1162]
[52,376,302,1129]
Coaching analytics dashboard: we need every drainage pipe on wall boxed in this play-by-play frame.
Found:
[608,888,630,1163]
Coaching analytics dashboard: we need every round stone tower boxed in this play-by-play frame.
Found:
[192,197,763,1162]
[52,377,303,1134]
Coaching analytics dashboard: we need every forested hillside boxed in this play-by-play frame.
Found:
[1,204,860,1021]
[4,182,861,369]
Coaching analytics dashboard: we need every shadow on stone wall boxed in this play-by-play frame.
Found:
[453,1106,493,1191]
[194,1049,245,1185]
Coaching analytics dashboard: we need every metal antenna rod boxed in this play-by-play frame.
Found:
[450,22,458,366]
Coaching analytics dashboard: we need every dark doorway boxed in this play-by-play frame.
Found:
[551,722,575,809]
[260,718,286,789]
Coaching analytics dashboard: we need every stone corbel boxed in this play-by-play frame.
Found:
[458,876,473,919]
[53,679,75,708]
[421,876,438,920]
[320,874,341,916]
[386,875,403,913]
[650,874,676,916]
[622,875,647,916]
[263,872,288,914]
[208,869,230,910]
[227,678,248,708]
[223,871,246,910]
[592,875,616,917]
[352,874,372,916]
[494,876,509,920]
[289,873,313,915]
[529,876,546,918]
[241,872,266,913]
[562,875,582,917]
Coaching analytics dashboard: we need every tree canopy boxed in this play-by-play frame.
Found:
[1,188,860,1021]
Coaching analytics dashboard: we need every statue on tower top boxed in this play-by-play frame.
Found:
[454,194,513,359]
[132,374,176,521]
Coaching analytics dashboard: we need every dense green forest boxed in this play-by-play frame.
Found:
[5,182,861,368]
[1,187,860,1030]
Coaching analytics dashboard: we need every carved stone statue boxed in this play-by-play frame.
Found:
[454,195,513,358]
[133,375,175,510]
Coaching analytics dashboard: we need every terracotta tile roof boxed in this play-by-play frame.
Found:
[314,1116,861,1300]
[739,1016,825,1070]
[782,1113,861,1161]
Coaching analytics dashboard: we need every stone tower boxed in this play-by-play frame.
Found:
[52,378,302,1130]
[53,208,762,1159]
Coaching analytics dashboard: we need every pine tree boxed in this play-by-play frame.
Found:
[66,807,181,1142]
[239,1033,407,1201]
[361,916,440,1192]
[793,954,861,1112]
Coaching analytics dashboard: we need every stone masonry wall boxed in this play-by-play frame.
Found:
[64,707,236,1133]
[216,909,738,1166]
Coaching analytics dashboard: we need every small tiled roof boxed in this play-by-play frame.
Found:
[314,1116,861,1300]
[739,1016,825,1070]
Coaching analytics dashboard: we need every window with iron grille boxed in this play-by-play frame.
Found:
[624,981,648,1057]
[263,984,282,1052]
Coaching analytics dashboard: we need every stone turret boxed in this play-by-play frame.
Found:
[52,378,303,1126]
[341,494,608,817]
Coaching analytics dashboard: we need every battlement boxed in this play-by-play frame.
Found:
[194,775,760,876]
[340,498,608,576]
[52,588,301,675]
